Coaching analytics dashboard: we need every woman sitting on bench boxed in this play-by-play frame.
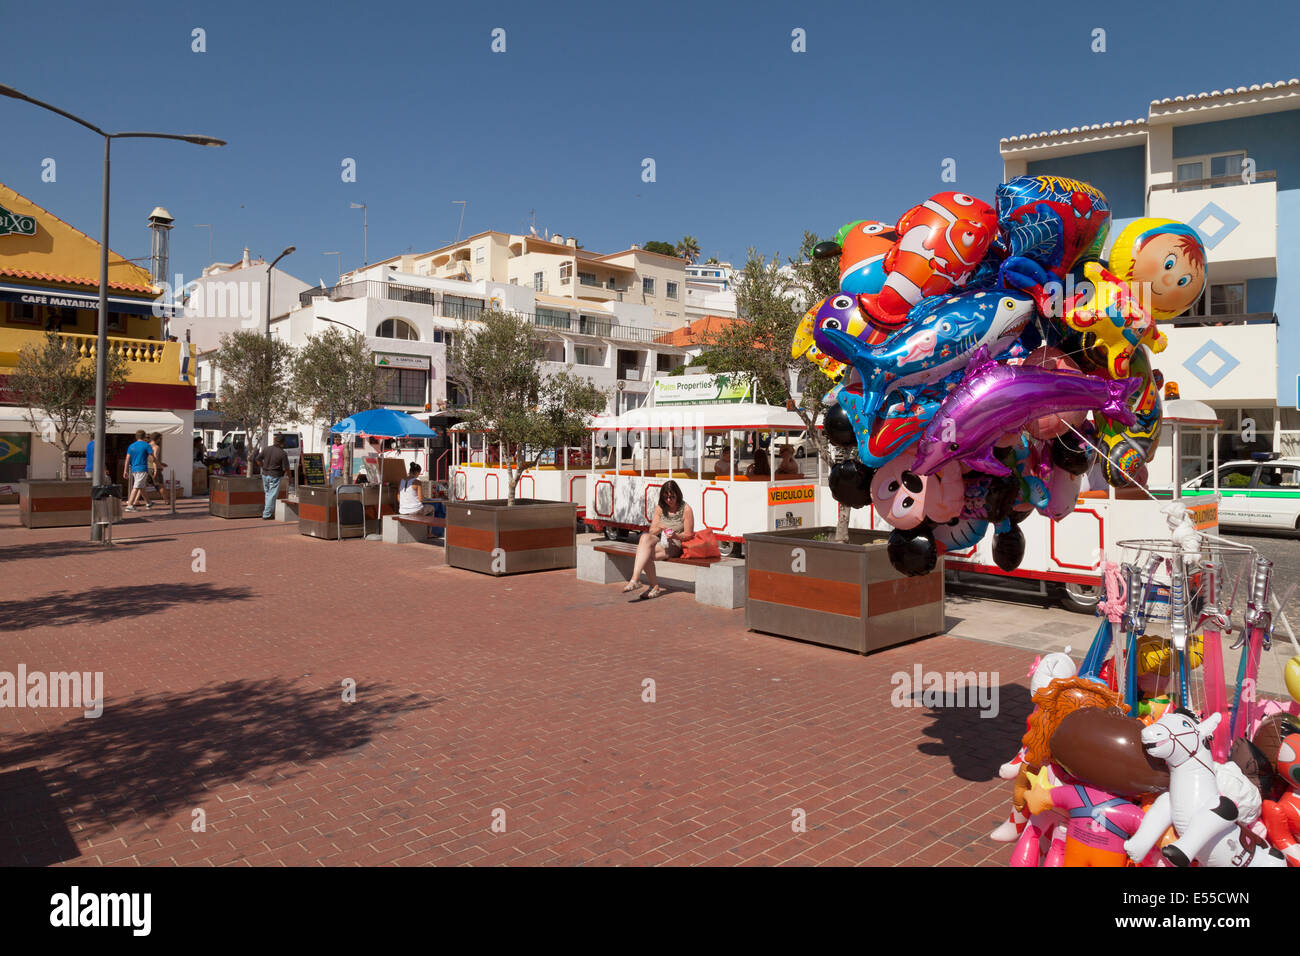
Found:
[625,480,694,599]
[398,463,435,516]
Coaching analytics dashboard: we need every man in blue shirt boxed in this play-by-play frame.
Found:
[123,429,155,511]
[84,438,95,479]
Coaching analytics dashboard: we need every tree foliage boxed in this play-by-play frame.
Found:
[676,235,701,264]
[448,310,606,505]
[642,240,678,257]
[10,332,127,480]
[213,330,296,475]
[291,326,388,435]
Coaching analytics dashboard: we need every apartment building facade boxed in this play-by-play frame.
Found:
[1000,78,1300,466]
[361,231,700,332]
[193,266,692,455]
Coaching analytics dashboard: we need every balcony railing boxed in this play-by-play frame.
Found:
[298,280,678,347]
[0,328,195,387]
[1165,311,1276,328]
[1149,170,1277,195]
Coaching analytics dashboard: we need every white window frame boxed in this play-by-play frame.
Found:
[559,262,572,285]
[642,277,655,297]
[533,272,544,292]
[666,280,679,300]
[475,246,485,264]
[1174,150,1248,191]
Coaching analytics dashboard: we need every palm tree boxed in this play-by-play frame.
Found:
[705,256,720,264]
[676,235,700,264]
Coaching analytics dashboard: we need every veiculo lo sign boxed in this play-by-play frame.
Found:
[0,205,36,238]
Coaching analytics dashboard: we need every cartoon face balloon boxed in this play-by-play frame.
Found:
[860,192,999,328]
[836,220,898,296]
[809,293,872,365]
[871,453,930,530]
[1106,218,1207,320]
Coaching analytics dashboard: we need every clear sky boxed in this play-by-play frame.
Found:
[2,0,1298,288]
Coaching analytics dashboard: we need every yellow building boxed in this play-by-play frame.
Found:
[0,183,198,495]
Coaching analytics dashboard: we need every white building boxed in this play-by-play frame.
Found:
[173,248,312,353]
[194,268,692,457]
[683,261,737,320]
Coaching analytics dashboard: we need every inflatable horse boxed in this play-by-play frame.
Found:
[1124,709,1286,867]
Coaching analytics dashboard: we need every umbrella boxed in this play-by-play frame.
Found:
[329,409,438,526]
[330,408,438,439]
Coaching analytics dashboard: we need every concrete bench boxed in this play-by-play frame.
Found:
[577,540,746,609]
[381,513,447,545]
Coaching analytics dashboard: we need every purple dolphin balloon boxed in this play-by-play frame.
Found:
[911,346,1140,477]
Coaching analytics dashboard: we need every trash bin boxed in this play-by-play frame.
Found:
[431,501,446,539]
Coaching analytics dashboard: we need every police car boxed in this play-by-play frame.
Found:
[1182,456,1300,535]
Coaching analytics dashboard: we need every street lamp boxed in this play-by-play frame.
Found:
[350,201,367,266]
[261,246,296,465]
[0,83,225,542]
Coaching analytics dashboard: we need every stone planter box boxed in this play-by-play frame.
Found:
[18,479,119,528]
[445,499,577,576]
[296,484,396,539]
[744,527,945,654]
[209,475,287,519]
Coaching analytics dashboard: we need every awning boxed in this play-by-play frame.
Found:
[589,402,808,432]
[0,407,186,442]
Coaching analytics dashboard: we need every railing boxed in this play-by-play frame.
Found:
[1148,170,1276,197]
[55,331,171,365]
[1165,311,1276,328]
[297,280,676,347]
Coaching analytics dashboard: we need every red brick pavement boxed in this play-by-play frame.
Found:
[0,501,1037,866]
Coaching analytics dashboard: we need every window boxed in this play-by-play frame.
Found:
[1209,282,1246,316]
[378,368,428,406]
[376,318,419,340]
[533,272,544,292]
[1217,464,1257,489]
[559,262,572,285]
[574,345,604,366]
[1259,466,1300,489]
[9,302,40,325]
[536,307,571,330]
[642,277,655,297]
[475,246,485,264]
[666,281,678,300]
[656,353,682,373]
[1175,151,1248,191]
[578,314,612,336]
[443,296,484,321]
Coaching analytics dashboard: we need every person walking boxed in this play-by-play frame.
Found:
[84,438,95,479]
[146,431,167,504]
[123,430,155,512]
[255,433,290,520]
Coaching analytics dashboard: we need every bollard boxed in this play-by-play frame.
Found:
[169,467,177,513]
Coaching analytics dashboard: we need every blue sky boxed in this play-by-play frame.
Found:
[2,0,1298,288]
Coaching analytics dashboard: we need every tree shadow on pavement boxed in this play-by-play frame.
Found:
[0,677,430,861]
[0,538,174,564]
[0,582,254,631]
[913,681,1033,782]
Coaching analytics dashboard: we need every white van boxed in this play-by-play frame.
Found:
[1183,457,1300,535]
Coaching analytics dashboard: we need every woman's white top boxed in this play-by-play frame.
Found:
[398,478,423,514]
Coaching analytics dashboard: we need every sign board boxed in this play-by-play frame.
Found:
[0,433,31,465]
[768,484,815,507]
[0,205,36,238]
[0,288,163,316]
[375,354,429,370]
[301,453,327,486]
[652,373,750,406]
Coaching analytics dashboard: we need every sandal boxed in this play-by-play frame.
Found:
[622,582,642,593]
[646,585,668,599]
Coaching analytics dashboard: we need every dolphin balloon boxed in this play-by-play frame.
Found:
[819,289,1036,432]
[911,346,1140,477]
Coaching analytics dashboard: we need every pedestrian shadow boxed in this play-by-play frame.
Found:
[0,677,429,858]
[0,538,175,564]
[0,582,254,632]
[913,681,1034,782]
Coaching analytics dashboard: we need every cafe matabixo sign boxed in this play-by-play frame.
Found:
[652,373,751,406]
[0,205,37,238]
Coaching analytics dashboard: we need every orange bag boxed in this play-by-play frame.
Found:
[681,528,721,560]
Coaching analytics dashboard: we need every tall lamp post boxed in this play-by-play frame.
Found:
[260,246,296,468]
[350,202,367,266]
[0,83,224,542]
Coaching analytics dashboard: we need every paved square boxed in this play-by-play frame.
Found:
[1,502,1044,866]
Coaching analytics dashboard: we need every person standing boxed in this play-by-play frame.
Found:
[84,438,95,479]
[146,431,167,504]
[255,433,290,520]
[123,430,154,512]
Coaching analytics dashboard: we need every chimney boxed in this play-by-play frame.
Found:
[147,206,174,285]
[630,243,639,250]
[242,247,251,268]
[566,237,578,248]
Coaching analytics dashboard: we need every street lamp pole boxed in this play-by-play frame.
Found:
[0,84,225,542]
[261,246,296,465]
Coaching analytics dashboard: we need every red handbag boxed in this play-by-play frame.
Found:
[681,528,721,560]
